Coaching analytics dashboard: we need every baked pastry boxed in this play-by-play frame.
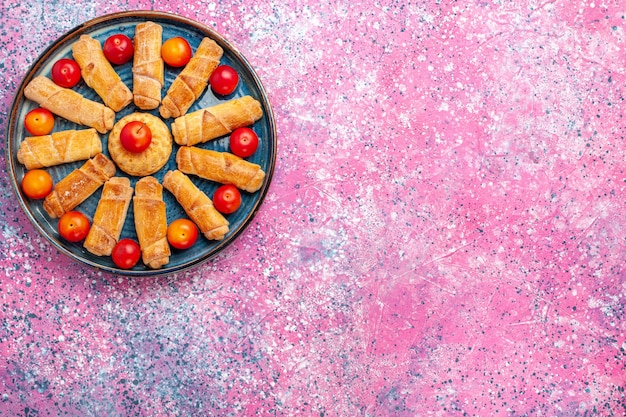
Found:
[43,153,116,218]
[133,22,164,110]
[133,176,170,269]
[17,128,101,169]
[176,146,265,193]
[159,37,223,119]
[171,96,262,146]
[108,112,172,176]
[162,170,229,240]
[24,76,115,134]
[83,177,133,256]
[72,34,133,112]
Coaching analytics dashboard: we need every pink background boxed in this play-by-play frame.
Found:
[1,0,625,415]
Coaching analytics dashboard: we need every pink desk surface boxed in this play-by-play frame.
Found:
[1,1,624,416]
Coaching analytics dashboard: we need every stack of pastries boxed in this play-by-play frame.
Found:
[18,21,266,270]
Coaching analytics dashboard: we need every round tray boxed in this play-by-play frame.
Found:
[5,11,276,276]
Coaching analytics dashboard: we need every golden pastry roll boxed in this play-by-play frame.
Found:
[162,170,229,241]
[171,95,263,146]
[159,37,223,119]
[43,153,116,218]
[176,146,265,193]
[17,128,102,170]
[24,76,115,134]
[83,177,133,256]
[72,34,133,112]
[133,176,170,269]
[133,21,164,110]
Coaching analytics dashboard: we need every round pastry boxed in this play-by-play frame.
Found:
[108,112,172,176]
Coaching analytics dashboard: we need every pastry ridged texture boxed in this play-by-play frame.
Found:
[42,153,116,218]
[133,21,164,110]
[24,76,115,134]
[159,37,223,119]
[171,95,263,146]
[176,146,265,193]
[133,176,171,269]
[83,177,133,256]
[162,170,229,241]
[72,34,133,112]
[17,128,102,170]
